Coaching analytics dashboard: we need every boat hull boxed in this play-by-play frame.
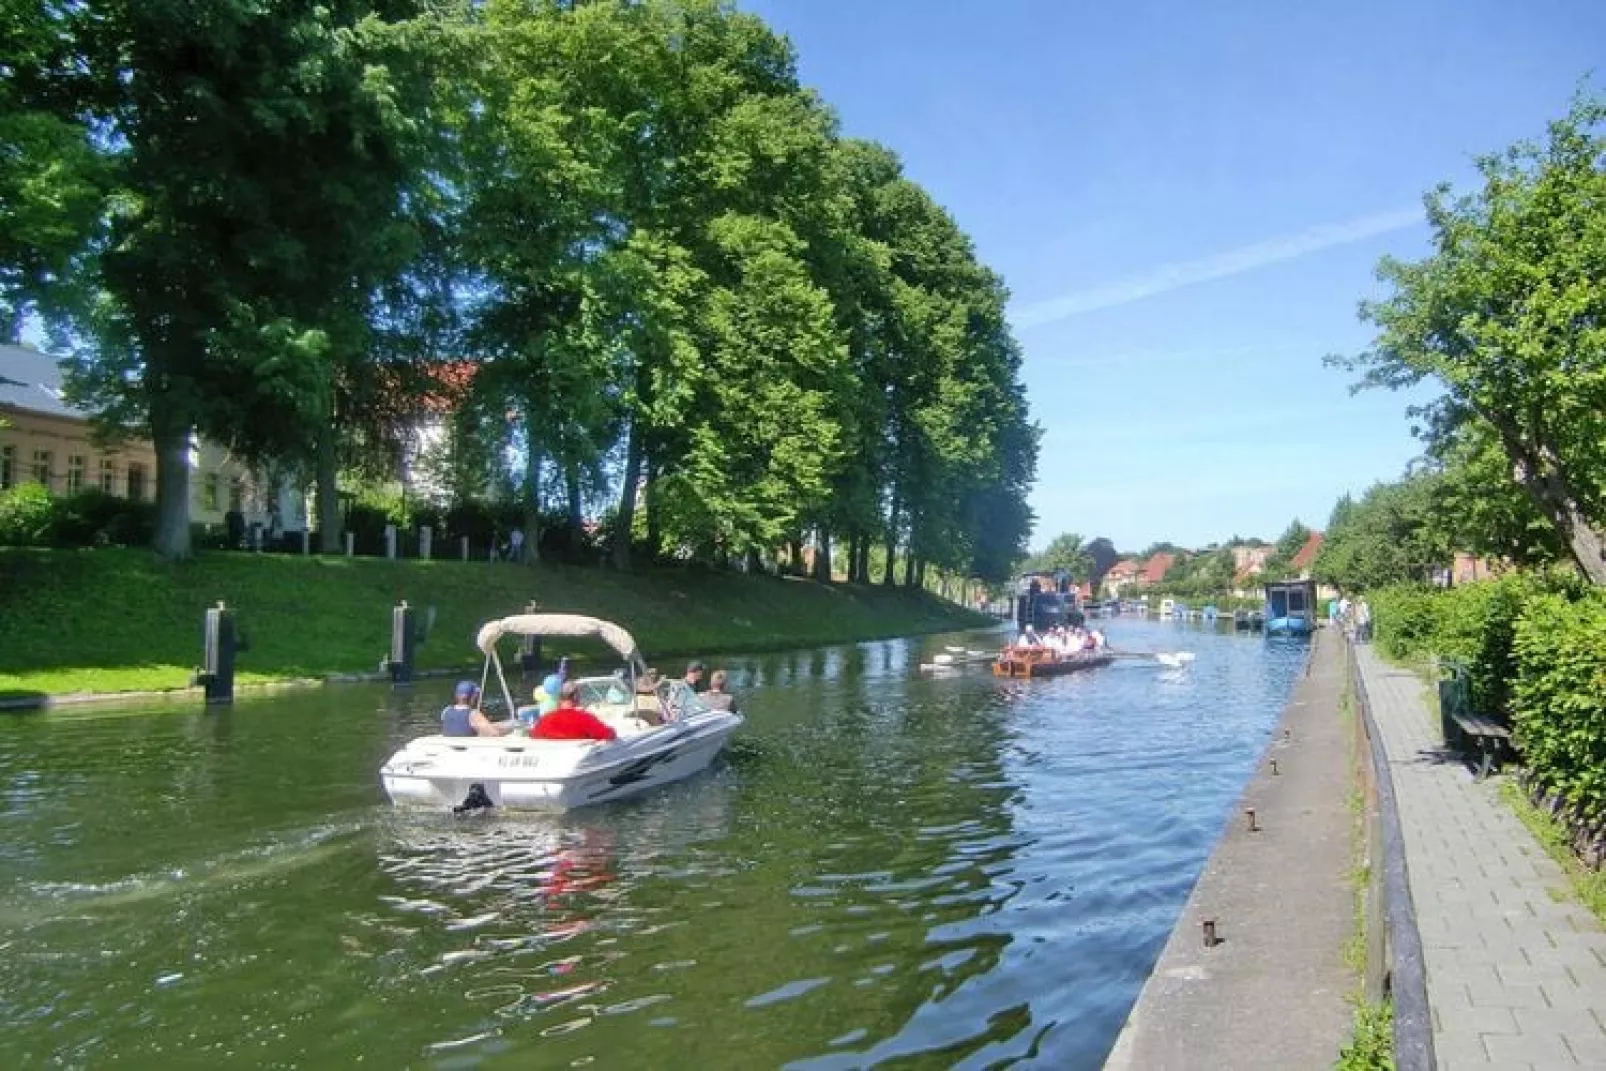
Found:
[380,713,742,812]
[992,652,1113,678]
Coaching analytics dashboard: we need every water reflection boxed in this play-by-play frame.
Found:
[0,620,1304,1069]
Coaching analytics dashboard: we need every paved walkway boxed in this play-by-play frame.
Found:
[1357,645,1606,1070]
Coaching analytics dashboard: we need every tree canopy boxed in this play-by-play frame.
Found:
[1333,95,1606,584]
[9,0,1038,574]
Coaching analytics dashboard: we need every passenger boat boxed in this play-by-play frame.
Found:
[992,647,1114,679]
[380,614,743,813]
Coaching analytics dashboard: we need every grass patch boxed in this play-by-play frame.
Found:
[1337,659,1395,1070]
[1499,781,1606,925]
[0,547,990,698]
[1336,1001,1394,1071]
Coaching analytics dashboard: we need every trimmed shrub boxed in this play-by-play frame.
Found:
[50,489,157,547]
[1511,591,1606,820]
[0,484,55,546]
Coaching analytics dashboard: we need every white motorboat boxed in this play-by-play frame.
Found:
[380,614,743,812]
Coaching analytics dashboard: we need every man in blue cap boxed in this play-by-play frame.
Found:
[441,680,510,737]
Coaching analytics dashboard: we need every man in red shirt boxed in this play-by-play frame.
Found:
[531,681,618,741]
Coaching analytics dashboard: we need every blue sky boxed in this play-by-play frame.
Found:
[743,0,1606,553]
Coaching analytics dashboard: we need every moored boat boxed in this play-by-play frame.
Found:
[380,614,742,812]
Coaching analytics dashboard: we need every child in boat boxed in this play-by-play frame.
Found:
[704,670,740,713]
[531,680,618,741]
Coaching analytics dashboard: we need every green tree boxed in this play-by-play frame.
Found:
[1025,532,1093,581]
[1333,95,1606,584]
[36,0,433,559]
[1261,520,1313,578]
[1312,475,1451,591]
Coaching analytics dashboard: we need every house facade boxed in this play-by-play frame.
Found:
[0,344,305,533]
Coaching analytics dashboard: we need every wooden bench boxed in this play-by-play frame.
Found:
[1438,663,1513,780]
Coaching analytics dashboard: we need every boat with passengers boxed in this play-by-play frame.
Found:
[380,614,743,812]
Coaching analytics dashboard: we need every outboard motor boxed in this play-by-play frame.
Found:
[453,782,494,816]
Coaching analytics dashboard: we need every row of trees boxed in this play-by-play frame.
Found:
[1326,94,1606,589]
[1,0,1037,580]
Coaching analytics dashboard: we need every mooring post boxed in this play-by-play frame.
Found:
[519,599,542,677]
[344,530,355,557]
[459,535,469,561]
[387,601,416,685]
[1246,807,1260,832]
[300,529,310,555]
[195,601,236,705]
[1203,919,1219,948]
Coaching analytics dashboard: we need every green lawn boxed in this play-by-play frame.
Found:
[0,548,990,699]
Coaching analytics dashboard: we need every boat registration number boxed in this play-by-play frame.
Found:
[497,755,542,769]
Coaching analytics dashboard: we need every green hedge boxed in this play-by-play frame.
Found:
[1374,571,1606,823]
[0,485,157,548]
[1511,592,1606,820]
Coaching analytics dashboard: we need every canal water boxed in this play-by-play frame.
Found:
[0,619,1307,1069]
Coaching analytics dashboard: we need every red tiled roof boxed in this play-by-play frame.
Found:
[1107,558,1140,579]
[1290,531,1324,571]
[1142,553,1175,585]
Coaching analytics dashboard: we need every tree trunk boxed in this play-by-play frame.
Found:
[523,434,542,564]
[316,419,340,553]
[1488,412,1606,585]
[612,420,642,571]
[644,461,661,564]
[151,411,193,561]
[813,531,832,583]
[856,534,871,584]
[903,549,916,588]
[565,459,583,529]
[882,487,900,586]
[745,547,763,574]
[846,532,860,583]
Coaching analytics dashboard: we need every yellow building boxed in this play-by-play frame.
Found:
[0,343,305,534]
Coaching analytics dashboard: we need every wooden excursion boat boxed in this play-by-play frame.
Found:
[992,648,1114,679]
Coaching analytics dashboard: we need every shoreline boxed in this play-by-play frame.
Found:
[1103,629,1357,1069]
[0,617,1004,712]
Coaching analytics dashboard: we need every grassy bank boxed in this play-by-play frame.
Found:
[0,548,992,699]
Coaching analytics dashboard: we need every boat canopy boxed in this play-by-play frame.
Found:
[475,613,647,674]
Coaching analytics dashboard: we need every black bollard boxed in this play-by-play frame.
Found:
[195,601,236,704]
[387,601,416,685]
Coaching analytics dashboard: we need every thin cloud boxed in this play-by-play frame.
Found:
[1012,206,1422,328]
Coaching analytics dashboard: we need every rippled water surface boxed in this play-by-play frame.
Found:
[0,619,1307,1069]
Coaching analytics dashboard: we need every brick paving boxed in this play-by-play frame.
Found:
[1356,645,1606,1070]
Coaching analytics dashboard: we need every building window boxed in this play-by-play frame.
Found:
[66,454,86,494]
[228,477,245,513]
[126,463,147,502]
[0,445,13,490]
[202,472,220,512]
[31,449,52,490]
[99,458,118,495]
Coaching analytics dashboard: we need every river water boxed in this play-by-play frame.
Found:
[0,618,1307,1069]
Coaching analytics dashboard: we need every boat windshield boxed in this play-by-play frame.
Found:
[656,679,709,721]
[573,676,637,720]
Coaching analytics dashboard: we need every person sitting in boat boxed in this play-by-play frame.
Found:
[1081,629,1099,651]
[703,669,740,713]
[1089,628,1107,650]
[441,681,511,738]
[683,661,707,693]
[531,680,618,742]
[1015,625,1042,648]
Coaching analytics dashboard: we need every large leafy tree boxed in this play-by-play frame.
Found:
[1024,531,1093,581]
[1312,474,1452,591]
[1334,96,1606,584]
[29,0,431,559]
